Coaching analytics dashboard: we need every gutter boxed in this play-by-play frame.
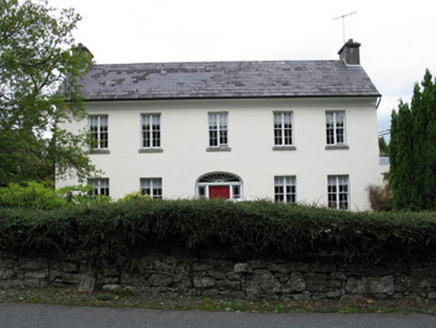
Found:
[82,94,383,102]
[375,96,382,109]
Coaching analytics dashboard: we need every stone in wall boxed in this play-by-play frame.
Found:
[367,276,394,295]
[282,272,306,293]
[246,269,281,299]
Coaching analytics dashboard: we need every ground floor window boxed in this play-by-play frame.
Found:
[140,178,162,199]
[328,175,349,210]
[274,176,296,203]
[197,172,242,200]
[88,178,110,196]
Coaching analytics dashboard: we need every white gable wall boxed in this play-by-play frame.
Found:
[57,97,381,211]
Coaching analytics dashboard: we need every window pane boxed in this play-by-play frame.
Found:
[152,130,160,147]
[142,114,161,148]
[100,132,108,148]
[336,128,344,143]
[100,116,108,127]
[152,178,162,188]
[143,188,151,195]
[219,130,228,145]
[273,113,282,125]
[219,120,227,130]
[233,185,240,199]
[284,128,292,145]
[326,123,334,144]
[336,114,344,143]
[209,113,228,147]
[274,131,281,145]
[89,115,108,150]
[283,112,292,123]
[326,112,346,145]
[90,116,96,126]
[274,176,296,203]
[328,175,349,209]
[274,112,293,146]
[209,131,218,146]
[274,176,283,186]
[208,113,217,125]
[143,131,150,148]
[88,178,109,196]
[140,178,162,199]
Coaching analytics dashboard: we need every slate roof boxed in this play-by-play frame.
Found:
[78,60,380,101]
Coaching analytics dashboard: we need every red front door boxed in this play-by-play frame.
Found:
[209,185,230,199]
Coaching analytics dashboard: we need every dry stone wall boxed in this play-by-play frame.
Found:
[2,252,436,301]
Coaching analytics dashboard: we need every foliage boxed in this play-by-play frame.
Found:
[389,69,436,210]
[0,0,95,185]
[117,191,151,203]
[57,184,112,206]
[378,137,389,156]
[1,200,436,271]
[368,184,392,211]
[0,181,67,210]
[0,182,111,209]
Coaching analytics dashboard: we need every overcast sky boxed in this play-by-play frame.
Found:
[51,0,436,134]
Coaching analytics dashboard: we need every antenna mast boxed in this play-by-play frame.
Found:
[333,11,357,44]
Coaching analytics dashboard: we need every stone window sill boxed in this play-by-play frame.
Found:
[87,149,110,154]
[273,146,297,151]
[207,146,232,152]
[138,148,164,154]
[325,145,349,150]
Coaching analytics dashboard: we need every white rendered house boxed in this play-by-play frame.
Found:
[58,40,382,211]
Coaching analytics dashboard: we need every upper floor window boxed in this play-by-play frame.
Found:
[274,176,296,203]
[88,178,110,196]
[89,115,108,150]
[328,175,349,210]
[274,112,293,146]
[208,112,228,148]
[140,178,162,199]
[141,114,161,149]
[326,111,346,146]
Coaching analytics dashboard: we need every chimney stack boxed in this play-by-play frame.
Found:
[338,39,360,66]
[74,43,94,59]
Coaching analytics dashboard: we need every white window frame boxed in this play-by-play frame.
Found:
[326,111,346,146]
[327,175,350,210]
[140,178,162,199]
[208,112,228,148]
[88,178,110,196]
[274,176,297,203]
[141,113,161,149]
[274,112,294,146]
[89,115,109,150]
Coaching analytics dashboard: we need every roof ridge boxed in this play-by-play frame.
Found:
[91,59,341,68]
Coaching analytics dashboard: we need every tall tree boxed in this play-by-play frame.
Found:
[389,70,436,210]
[0,0,94,185]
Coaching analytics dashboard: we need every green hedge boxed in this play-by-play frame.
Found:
[1,200,436,270]
[0,182,111,209]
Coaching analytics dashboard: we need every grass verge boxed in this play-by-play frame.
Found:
[0,288,435,315]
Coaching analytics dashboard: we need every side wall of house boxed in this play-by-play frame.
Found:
[56,97,381,210]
